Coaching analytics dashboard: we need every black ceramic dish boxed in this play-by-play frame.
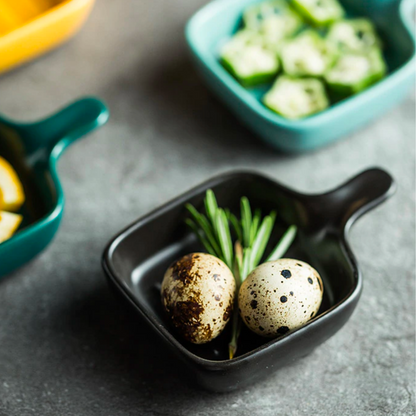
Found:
[102,168,395,392]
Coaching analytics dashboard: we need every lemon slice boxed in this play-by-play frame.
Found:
[0,156,25,212]
[0,211,22,243]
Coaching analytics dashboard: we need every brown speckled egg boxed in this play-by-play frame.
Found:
[238,259,323,337]
[161,253,236,344]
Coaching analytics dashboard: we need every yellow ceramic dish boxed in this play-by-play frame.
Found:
[0,0,95,74]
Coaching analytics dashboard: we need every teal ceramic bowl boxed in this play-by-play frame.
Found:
[186,0,415,152]
[0,97,109,277]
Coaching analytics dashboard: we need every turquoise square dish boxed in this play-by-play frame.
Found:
[185,0,415,152]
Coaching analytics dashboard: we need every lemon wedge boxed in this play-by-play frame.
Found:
[0,211,22,243]
[0,156,25,212]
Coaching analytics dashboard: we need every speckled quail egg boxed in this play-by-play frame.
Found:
[161,253,236,344]
[239,259,323,338]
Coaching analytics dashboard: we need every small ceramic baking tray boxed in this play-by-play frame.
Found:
[0,97,109,277]
[102,168,395,392]
[185,0,415,152]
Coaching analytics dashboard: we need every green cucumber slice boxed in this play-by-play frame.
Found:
[325,48,387,95]
[263,75,329,119]
[261,12,304,48]
[244,0,300,29]
[244,1,303,47]
[291,0,344,26]
[220,30,280,86]
[281,30,337,76]
[327,19,382,53]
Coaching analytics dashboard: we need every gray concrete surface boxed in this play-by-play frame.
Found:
[0,1,414,415]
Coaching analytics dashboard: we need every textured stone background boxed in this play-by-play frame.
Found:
[0,1,414,415]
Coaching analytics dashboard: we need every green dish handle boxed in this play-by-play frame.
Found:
[21,97,109,158]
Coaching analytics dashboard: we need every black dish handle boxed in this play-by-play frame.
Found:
[305,168,396,233]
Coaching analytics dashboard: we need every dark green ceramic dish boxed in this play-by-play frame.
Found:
[0,97,109,277]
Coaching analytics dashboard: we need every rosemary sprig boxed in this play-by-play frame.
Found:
[185,205,222,257]
[185,219,216,257]
[214,208,234,270]
[266,225,297,262]
[229,241,243,360]
[185,190,297,359]
[249,215,273,272]
[241,197,252,248]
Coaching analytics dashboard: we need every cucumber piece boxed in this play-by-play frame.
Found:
[291,0,344,26]
[221,30,280,86]
[261,12,304,48]
[244,0,300,30]
[244,1,303,47]
[263,75,329,119]
[281,30,337,76]
[327,19,382,53]
[325,48,386,96]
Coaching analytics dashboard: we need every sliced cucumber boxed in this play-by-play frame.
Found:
[325,48,386,95]
[327,19,382,53]
[244,0,300,29]
[291,0,344,26]
[281,30,337,76]
[221,30,280,86]
[261,12,304,48]
[244,0,303,47]
[263,75,329,119]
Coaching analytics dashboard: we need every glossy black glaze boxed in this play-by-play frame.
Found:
[102,168,395,392]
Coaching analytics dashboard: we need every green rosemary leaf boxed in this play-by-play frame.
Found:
[266,225,298,262]
[186,204,222,257]
[205,189,218,227]
[185,219,216,256]
[250,216,273,271]
[198,214,223,257]
[249,208,261,245]
[229,312,242,359]
[241,197,252,248]
[185,203,201,221]
[228,212,243,243]
[214,209,234,270]
[229,241,244,359]
[241,247,252,281]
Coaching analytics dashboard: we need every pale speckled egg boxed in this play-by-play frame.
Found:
[161,253,236,344]
[238,259,323,337]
